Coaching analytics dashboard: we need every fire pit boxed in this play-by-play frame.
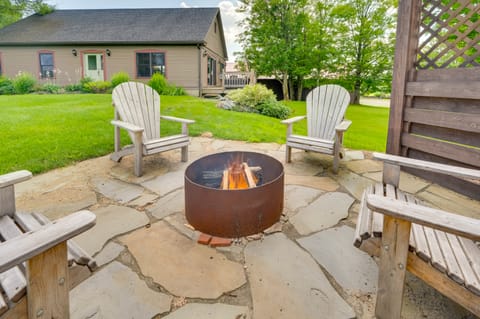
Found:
[184,151,284,238]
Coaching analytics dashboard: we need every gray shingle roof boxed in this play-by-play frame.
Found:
[0,8,220,45]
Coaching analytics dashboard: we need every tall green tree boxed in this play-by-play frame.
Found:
[0,0,54,29]
[238,0,313,100]
[330,0,396,103]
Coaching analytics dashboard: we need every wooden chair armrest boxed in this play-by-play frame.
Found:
[335,120,352,132]
[281,116,306,125]
[366,194,480,241]
[161,115,195,125]
[0,210,96,273]
[373,152,480,180]
[111,120,144,133]
[0,170,32,188]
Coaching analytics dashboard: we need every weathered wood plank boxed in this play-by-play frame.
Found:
[353,185,374,247]
[372,183,384,237]
[27,242,69,319]
[0,211,96,274]
[416,67,480,81]
[374,151,480,179]
[458,237,480,295]
[447,233,480,295]
[1,296,27,319]
[0,295,7,317]
[410,124,480,149]
[406,81,480,100]
[402,133,480,168]
[366,195,480,241]
[404,108,480,134]
[434,230,461,281]
[0,171,32,189]
[375,216,411,319]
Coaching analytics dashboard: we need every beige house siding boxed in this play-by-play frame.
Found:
[201,13,227,94]
[0,45,205,95]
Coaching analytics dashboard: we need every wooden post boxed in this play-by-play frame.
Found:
[133,131,143,177]
[27,242,69,319]
[0,185,15,217]
[375,216,411,319]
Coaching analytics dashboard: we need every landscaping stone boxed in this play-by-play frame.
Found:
[127,193,158,207]
[245,233,355,319]
[297,225,378,294]
[92,177,144,204]
[345,159,383,174]
[163,212,197,240]
[120,221,246,299]
[70,261,171,319]
[164,303,250,319]
[74,205,149,256]
[93,241,124,267]
[335,170,375,200]
[344,150,365,161]
[141,170,184,196]
[148,189,184,219]
[285,175,339,192]
[290,192,355,235]
[284,185,323,215]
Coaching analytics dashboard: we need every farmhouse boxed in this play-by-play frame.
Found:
[0,8,228,96]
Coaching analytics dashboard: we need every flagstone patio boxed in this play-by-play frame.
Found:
[15,137,480,319]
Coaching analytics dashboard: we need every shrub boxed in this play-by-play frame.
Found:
[148,73,186,96]
[40,83,61,94]
[64,83,82,92]
[110,72,130,88]
[257,100,291,119]
[227,84,277,110]
[0,76,14,95]
[12,72,36,94]
[82,81,112,93]
[226,84,290,119]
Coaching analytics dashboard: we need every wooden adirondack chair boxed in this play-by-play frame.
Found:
[281,84,351,173]
[0,170,97,319]
[111,82,195,177]
[354,153,480,318]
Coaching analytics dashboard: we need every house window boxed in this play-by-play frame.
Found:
[136,52,165,77]
[39,52,54,78]
[207,57,216,86]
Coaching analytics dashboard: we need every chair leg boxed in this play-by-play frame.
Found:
[333,143,340,174]
[285,145,292,163]
[133,133,143,177]
[181,146,188,162]
[375,216,411,319]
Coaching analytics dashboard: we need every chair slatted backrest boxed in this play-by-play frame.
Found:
[306,85,350,140]
[112,82,161,141]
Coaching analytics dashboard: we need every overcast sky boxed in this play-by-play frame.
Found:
[44,0,245,61]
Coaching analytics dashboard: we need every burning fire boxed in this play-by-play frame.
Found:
[221,155,258,190]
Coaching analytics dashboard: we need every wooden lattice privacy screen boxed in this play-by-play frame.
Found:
[387,0,480,199]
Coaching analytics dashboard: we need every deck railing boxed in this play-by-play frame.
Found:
[223,72,253,89]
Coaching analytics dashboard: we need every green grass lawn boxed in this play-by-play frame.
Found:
[0,94,389,175]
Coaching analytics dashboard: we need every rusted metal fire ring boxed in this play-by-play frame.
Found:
[184,151,284,238]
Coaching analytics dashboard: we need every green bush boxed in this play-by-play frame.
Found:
[226,84,290,119]
[12,72,36,94]
[110,72,130,88]
[0,76,14,95]
[40,83,61,94]
[257,101,291,119]
[64,83,82,92]
[227,84,277,109]
[82,81,112,93]
[148,73,186,96]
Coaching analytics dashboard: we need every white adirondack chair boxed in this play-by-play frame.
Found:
[281,84,351,173]
[111,82,195,177]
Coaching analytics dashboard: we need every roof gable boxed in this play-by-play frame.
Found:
[0,8,222,46]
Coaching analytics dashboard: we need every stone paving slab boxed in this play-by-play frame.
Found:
[345,159,383,174]
[163,303,250,319]
[92,177,144,204]
[141,170,185,196]
[148,189,185,219]
[297,225,378,294]
[245,233,355,319]
[120,221,246,299]
[335,170,375,200]
[94,241,125,267]
[344,150,365,161]
[284,185,323,216]
[74,205,149,256]
[285,174,340,192]
[290,192,355,235]
[70,261,171,319]
[363,171,430,194]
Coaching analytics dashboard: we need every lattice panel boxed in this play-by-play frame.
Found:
[417,0,480,69]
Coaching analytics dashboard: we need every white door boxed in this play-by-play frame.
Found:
[83,54,104,81]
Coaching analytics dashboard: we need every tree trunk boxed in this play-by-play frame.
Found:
[352,77,361,104]
[288,78,295,101]
[296,76,304,101]
[282,73,289,101]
